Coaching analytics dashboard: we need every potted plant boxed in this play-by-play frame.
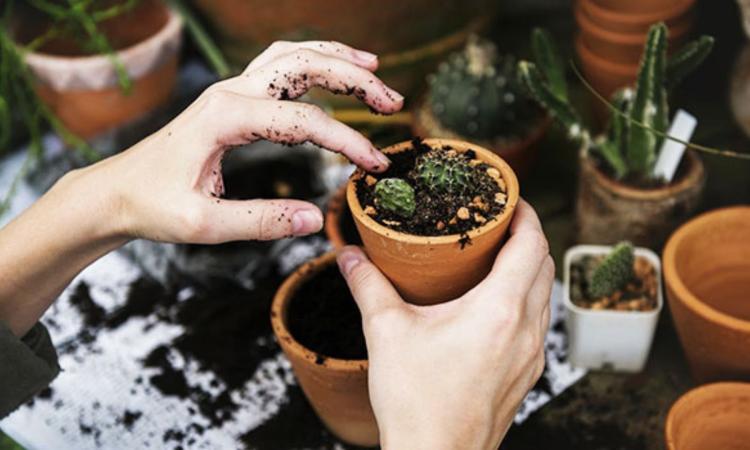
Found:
[564,241,662,372]
[271,252,377,447]
[519,24,714,248]
[346,137,519,305]
[412,35,550,179]
[662,206,750,382]
[324,184,362,249]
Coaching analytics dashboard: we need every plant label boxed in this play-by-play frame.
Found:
[653,109,697,182]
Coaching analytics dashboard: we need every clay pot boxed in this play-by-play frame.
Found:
[665,382,750,450]
[271,252,377,446]
[593,0,690,15]
[663,206,750,382]
[20,0,182,139]
[576,37,638,103]
[325,184,362,250]
[580,0,695,35]
[412,100,551,180]
[346,138,520,305]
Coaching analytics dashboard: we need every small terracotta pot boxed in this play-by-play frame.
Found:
[346,138,520,305]
[576,148,705,249]
[580,0,695,35]
[271,252,378,447]
[21,0,182,139]
[665,382,750,450]
[663,206,750,383]
[593,0,689,15]
[325,184,362,249]
[412,100,551,180]
[576,3,692,65]
[576,37,639,104]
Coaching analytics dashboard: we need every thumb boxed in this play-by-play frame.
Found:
[336,246,403,318]
[204,198,323,242]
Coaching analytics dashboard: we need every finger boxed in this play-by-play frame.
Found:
[336,246,403,318]
[540,301,551,335]
[198,92,391,172]
[223,49,403,114]
[190,197,323,243]
[476,199,549,304]
[245,40,379,73]
[525,255,555,322]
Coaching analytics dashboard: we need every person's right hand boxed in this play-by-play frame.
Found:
[336,200,554,450]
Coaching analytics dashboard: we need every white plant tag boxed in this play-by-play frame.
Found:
[653,109,697,182]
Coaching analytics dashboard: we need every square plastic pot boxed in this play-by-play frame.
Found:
[563,244,663,372]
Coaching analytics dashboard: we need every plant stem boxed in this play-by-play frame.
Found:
[167,0,231,78]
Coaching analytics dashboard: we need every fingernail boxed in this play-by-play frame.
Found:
[292,209,323,235]
[373,150,391,169]
[337,248,363,276]
[385,86,404,103]
[354,50,378,63]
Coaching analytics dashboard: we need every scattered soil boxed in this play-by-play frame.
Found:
[287,264,367,360]
[355,138,506,237]
[569,255,658,311]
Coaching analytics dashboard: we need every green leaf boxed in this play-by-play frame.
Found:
[666,36,714,90]
[518,61,583,139]
[531,28,567,101]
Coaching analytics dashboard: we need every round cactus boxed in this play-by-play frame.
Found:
[427,35,540,141]
[374,178,416,218]
[587,242,635,299]
[415,151,474,195]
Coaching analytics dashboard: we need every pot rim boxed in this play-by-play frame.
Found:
[581,140,705,201]
[271,251,369,372]
[346,138,520,245]
[576,37,638,75]
[664,381,750,449]
[576,5,692,46]
[580,0,695,27]
[563,244,664,317]
[662,206,750,332]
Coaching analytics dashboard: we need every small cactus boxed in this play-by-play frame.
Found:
[427,35,540,140]
[415,151,474,195]
[586,242,635,299]
[374,178,416,218]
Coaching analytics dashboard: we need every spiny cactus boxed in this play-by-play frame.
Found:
[518,24,713,181]
[428,35,540,140]
[587,242,635,299]
[415,151,474,195]
[374,178,416,218]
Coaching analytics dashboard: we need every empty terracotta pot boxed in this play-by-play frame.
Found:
[347,138,520,305]
[271,252,378,446]
[665,382,750,450]
[576,149,705,248]
[580,0,695,35]
[412,100,551,180]
[20,0,182,139]
[663,206,750,382]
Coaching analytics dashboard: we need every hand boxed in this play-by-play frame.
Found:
[336,200,554,450]
[70,40,403,244]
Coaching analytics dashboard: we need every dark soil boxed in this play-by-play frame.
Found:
[569,255,658,311]
[355,138,505,237]
[339,207,363,246]
[287,264,367,361]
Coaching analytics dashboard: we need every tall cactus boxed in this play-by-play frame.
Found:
[518,23,713,181]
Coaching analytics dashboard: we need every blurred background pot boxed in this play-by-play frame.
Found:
[576,149,706,248]
[575,37,638,103]
[663,206,750,382]
[271,252,377,447]
[19,0,182,139]
[580,0,695,35]
[324,183,361,250]
[665,382,750,450]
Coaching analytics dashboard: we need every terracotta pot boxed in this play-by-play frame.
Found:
[576,3,692,65]
[412,100,551,180]
[665,382,750,450]
[271,252,378,446]
[324,184,362,249]
[663,206,750,382]
[576,37,639,104]
[580,0,695,35]
[593,0,687,15]
[576,148,705,248]
[20,0,182,139]
[346,138,520,305]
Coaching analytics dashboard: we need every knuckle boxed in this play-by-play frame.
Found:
[292,48,316,61]
[364,307,400,334]
[529,229,550,256]
[257,206,281,238]
[180,206,212,242]
[497,305,523,330]
[269,40,291,52]
[200,88,235,112]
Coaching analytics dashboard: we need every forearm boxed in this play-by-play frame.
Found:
[0,167,128,337]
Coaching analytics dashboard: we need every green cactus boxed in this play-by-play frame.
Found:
[374,178,416,218]
[586,242,635,298]
[415,151,474,195]
[518,24,714,181]
[427,35,541,140]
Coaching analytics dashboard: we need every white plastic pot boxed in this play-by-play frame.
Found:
[563,244,663,372]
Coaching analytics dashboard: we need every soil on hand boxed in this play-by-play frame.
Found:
[355,138,507,236]
[570,255,658,311]
[287,264,367,361]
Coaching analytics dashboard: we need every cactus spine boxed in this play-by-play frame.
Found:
[415,151,474,195]
[587,242,635,298]
[518,24,713,181]
[374,178,416,218]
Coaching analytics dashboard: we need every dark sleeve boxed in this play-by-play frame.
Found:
[0,321,60,418]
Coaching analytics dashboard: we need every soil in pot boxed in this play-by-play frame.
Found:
[356,138,507,239]
[570,254,658,312]
[286,264,367,361]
